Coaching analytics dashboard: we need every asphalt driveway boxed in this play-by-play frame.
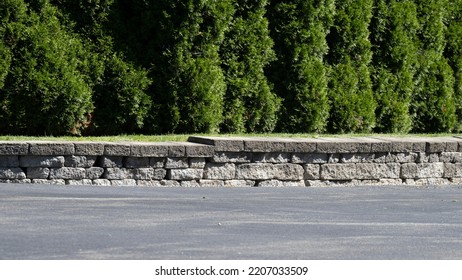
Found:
[1,183,462,259]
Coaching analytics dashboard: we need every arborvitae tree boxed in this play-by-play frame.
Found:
[412,0,456,132]
[111,0,232,134]
[370,0,419,133]
[267,0,334,133]
[326,0,376,133]
[446,0,462,131]
[0,0,94,135]
[50,0,152,135]
[219,0,280,133]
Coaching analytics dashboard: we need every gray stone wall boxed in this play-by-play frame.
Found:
[1,136,462,187]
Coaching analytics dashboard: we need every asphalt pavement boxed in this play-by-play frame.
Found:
[1,183,462,260]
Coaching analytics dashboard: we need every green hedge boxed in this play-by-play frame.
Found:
[1,0,462,135]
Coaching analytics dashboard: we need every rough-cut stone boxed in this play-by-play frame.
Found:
[328,154,341,163]
[320,164,356,180]
[65,155,97,168]
[204,163,236,180]
[355,163,400,179]
[0,142,28,155]
[104,143,131,156]
[257,180,305,187]
[20,156,65,167]
[168,169,203,180]
[133,168,166,180]
[124,157,150,168]
[199,180,225,187]
[184,143,214,157]
[29,142,74,155]
[292,153,328,164]
[149,158,165,168]
[166,144,186,157]
[31,179,65,185]
[104,168,134,180]
[0,168,26,179]
[443,163,462,178]
[244,139,287,152]
[165,158,189,169]
[27,167,50,179]
[159,180,181,187]
[237,163,275,180]
[86,167,104,179]
[180,180,201,187]
[111,179,137,186]
[49,168,86,180]
[340,153,375,163]
[253,153,290,163]
[440,152,462,163]
[304,164,320,180]
[401,163,418,179]
[316,138,371,153]
[212,152,252,163]
[67,179,93,185]
[137,180,164,187]
[416,163,444,178]
[274,164,304,180]
[74,142,104,155]
[97,156,123,168]
[0,179,31,184]
[0,156,19,167]
[92,179,111,186]
[188,136,244,152]
[224,180,256,187]
[189,158,206,169]
[130,143,168,157]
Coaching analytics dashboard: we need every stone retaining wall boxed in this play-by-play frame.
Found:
[1,136,462,187]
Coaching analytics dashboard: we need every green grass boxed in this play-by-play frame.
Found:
[0,133,460,142]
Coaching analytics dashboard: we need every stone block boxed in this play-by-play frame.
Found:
[190,158,206,169]
[86,167,104,179]
[74,142,104,155]
[443,163,462,178]
[124,157,150,168]
[316,138,371,153]
[31,179,65,185]
[180,180,201,187]
[67,179,93,185]
[168,169,203,180]
[159,180,181,187]
[19,156,65,167]
[188,136,244,152]
[167,144,186,157]
[304,164,320,180]
[149,158,165,168]
[416,163,445,178]
[291,153,328,164]
[283,139,317,153]
[103,143,131,156]
[97,156,123,168]
[92,179,111,186]
[111,179,137,186]
[224,180,256,187]
[257,180,305,187]
[355,163,400,179]
[199,180,225,187]
[0,168,26,179]
[49,167,86,180]
[65,155,97,168]
[440,152,462,163]
[320,164,356,180]
[27,167,50,179]
[133,168,166,180]
[236,163,275,180]
[104,168,134,180]
[0,142,29,155]
[253,153,290,163]
[137,180,164,187]
[244,138,288,152]
[0,156,19,167]
[165,158,189,169]
[29,142,74,155]
[184,143,214,157]
[274,164,304,180]
[340,153,375,163]
[401,163,418,179]
[130,143,168,157]
[212,152,252,163]
[204,163,236,180]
